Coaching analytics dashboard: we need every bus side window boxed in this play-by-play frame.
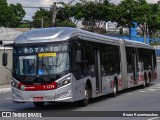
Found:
[84,45,95,77]
[74,44,88,78]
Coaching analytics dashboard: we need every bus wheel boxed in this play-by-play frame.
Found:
[79,85,90,106]
[33,102,44,107]
[146,74,151,87]
[112,80,118,97]
[142,75,147,88]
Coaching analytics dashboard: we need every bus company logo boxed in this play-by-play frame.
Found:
[2,112,11,117]
[1,112,42,117]
[21,85,25,91]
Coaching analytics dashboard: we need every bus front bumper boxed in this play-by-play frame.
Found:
[12,84,74,103]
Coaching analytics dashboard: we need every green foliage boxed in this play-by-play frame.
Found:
[32,6,76,28]
[113,0,160,40]
[9,3,26,27]
[79,0,113,33]
[32,8,52,28]
[31,0,160,37]
[17,24,30,28]
[147,3,160,38]
[56,20,76,27]
[0,0,25,27]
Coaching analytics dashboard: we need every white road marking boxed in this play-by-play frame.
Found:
[0,88,11,93]
[150,87,160,89]
[5,98,12,100]
[139,90,147,92]
[147,117,159,120]
[148,89,155,91]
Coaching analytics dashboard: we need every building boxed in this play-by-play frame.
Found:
[0,27,31,85]
[0,27,31,45]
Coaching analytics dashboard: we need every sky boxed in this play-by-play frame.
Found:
[7,0,160,20]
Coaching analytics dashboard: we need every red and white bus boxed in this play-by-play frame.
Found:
[2,27,157,107]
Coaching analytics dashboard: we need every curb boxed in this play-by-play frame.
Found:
[0,88,11,93]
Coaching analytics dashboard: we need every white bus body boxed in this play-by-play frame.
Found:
[3,27,157,107]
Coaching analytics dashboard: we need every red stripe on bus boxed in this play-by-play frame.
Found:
[18,82,57,91]
[138,75,144,81]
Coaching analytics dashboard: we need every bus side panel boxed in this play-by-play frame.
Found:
[73,76,97,101]
[137,71,144,86]
[102,75,113,94]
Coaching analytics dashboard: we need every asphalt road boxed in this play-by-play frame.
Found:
[0,62,160,120]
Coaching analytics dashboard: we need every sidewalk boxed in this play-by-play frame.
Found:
[0,84,11,92]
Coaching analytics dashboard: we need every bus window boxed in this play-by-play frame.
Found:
[85,45,95,77]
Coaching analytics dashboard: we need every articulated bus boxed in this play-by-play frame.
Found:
[2,27,157,107]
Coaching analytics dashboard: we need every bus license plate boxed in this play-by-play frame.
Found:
[33,97,43,101]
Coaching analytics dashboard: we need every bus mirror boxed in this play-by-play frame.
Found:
[2,53,8,66]
[76,50,81,63]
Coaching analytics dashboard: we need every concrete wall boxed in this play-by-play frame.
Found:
[0,47,12,85]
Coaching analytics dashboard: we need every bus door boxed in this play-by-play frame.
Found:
[133,48,138,84]
[94,49,102,93]
[151,52,155,80]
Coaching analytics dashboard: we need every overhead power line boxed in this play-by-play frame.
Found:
[23,6,51,9]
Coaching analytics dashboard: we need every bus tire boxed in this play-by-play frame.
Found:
[112,80,118,97]
[146,73,151,87]
[142,74,147,88]
[33,102,44,107]
[79,84,90,106]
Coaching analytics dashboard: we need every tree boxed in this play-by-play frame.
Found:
[56,4,77,27]
[79,0,113,33]
[0,0,11,26]
[9,3,26,27]
[32,5,76,28]
[147,3,160,41]
[115,0,148,39]
[32,8,52,28]
[0,0,25,27]
[18,20,32,28]
[114,0,160,42]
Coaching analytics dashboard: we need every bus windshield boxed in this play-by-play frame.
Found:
[13,44,70,76]
[18,55,37,75]
[38,52,69,75]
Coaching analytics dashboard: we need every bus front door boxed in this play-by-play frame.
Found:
[94,49,102,93]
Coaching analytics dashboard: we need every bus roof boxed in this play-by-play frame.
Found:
[14,27,120,45]
[124,39,154,49]
[14,27,154,49]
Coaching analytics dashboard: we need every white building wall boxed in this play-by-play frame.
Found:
[0,47,12,84]
[0,27,23,43]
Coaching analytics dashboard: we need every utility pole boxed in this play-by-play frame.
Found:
[52,0,75,27]
[144,14,147,43]
[52,2,57,27]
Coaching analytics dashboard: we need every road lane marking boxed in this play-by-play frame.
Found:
[139,90,147,92]
[0,88,11,93]
[147,117,159,120]
[148,89,155,91]
[5,98,12,100]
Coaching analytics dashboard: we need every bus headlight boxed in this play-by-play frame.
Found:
[57,76,71,88]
